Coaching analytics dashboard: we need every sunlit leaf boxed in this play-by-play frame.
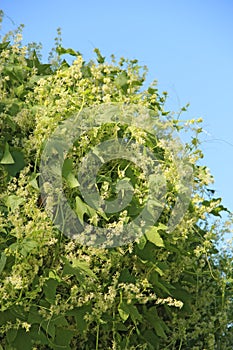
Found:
[5,195,25,211]
[56,45,81,57]
[145,226,164,247]
[0,253,7,274]
[0,143,14,164]
[62,158,79,188]
[118,302,129,322]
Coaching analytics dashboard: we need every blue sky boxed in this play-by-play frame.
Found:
[1,0,233,214]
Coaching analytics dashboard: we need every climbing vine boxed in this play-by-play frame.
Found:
[0,13,232,349]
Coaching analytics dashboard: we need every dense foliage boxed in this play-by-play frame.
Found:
[0,15,232,349]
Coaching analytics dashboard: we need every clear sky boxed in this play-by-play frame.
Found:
[1,0,233,214]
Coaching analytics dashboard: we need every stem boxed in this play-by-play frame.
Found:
[95,323,99,350]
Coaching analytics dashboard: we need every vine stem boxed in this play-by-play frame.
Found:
[95,323,99,350]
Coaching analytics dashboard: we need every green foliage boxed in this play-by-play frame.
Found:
[0,13,232,349]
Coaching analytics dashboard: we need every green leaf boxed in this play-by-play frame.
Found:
[143,329,159,348]
[48,269,62,282]
[14,85,26,99]
[149,271,173,295]
[0,113,17,131]
[62,158,79,188]
[10,330,33,349]
[8,102,20,116]
[62,158,73,177]
[94,48,105,63]
[81,64,92,78]
[26,50,52,75]
[210,205,228,216]
[118,302,142,324]
[118,302,129,322]
[69,258,97,280]
[42,319,56,339]
[115,72,129,93]
[53,327,74,349]
[75,196,98,224]
[67,305,92,333]
[126,303,143,324]
[171,284,192,313]
[66,172,79,188]
[43,278,59,304]
[145,307,168,339]
[148,87,157,95]
[5,195,25,211]
[28,306,43,325]
[6,328,17,343]
[29,325,49,345]
[29,173,39,189]
[137,234,147,250]
[72,259,96,278]
[0,41,10,51]
[5,150,25,176]
[0,143,14,164]
[9,238,38,257]
[62,257,97,283]
[28,308,66,342]
[56,46,81,57]
[0,252,7,274]
[119,268,136,284]
[38,63,52,75]
[115,323,128,333]
[20,238,38,257]
[145,227,164,247]
[12,326,49,348]
[60,59,70,69]
[75,196,88,224]
[135,241,156,262]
